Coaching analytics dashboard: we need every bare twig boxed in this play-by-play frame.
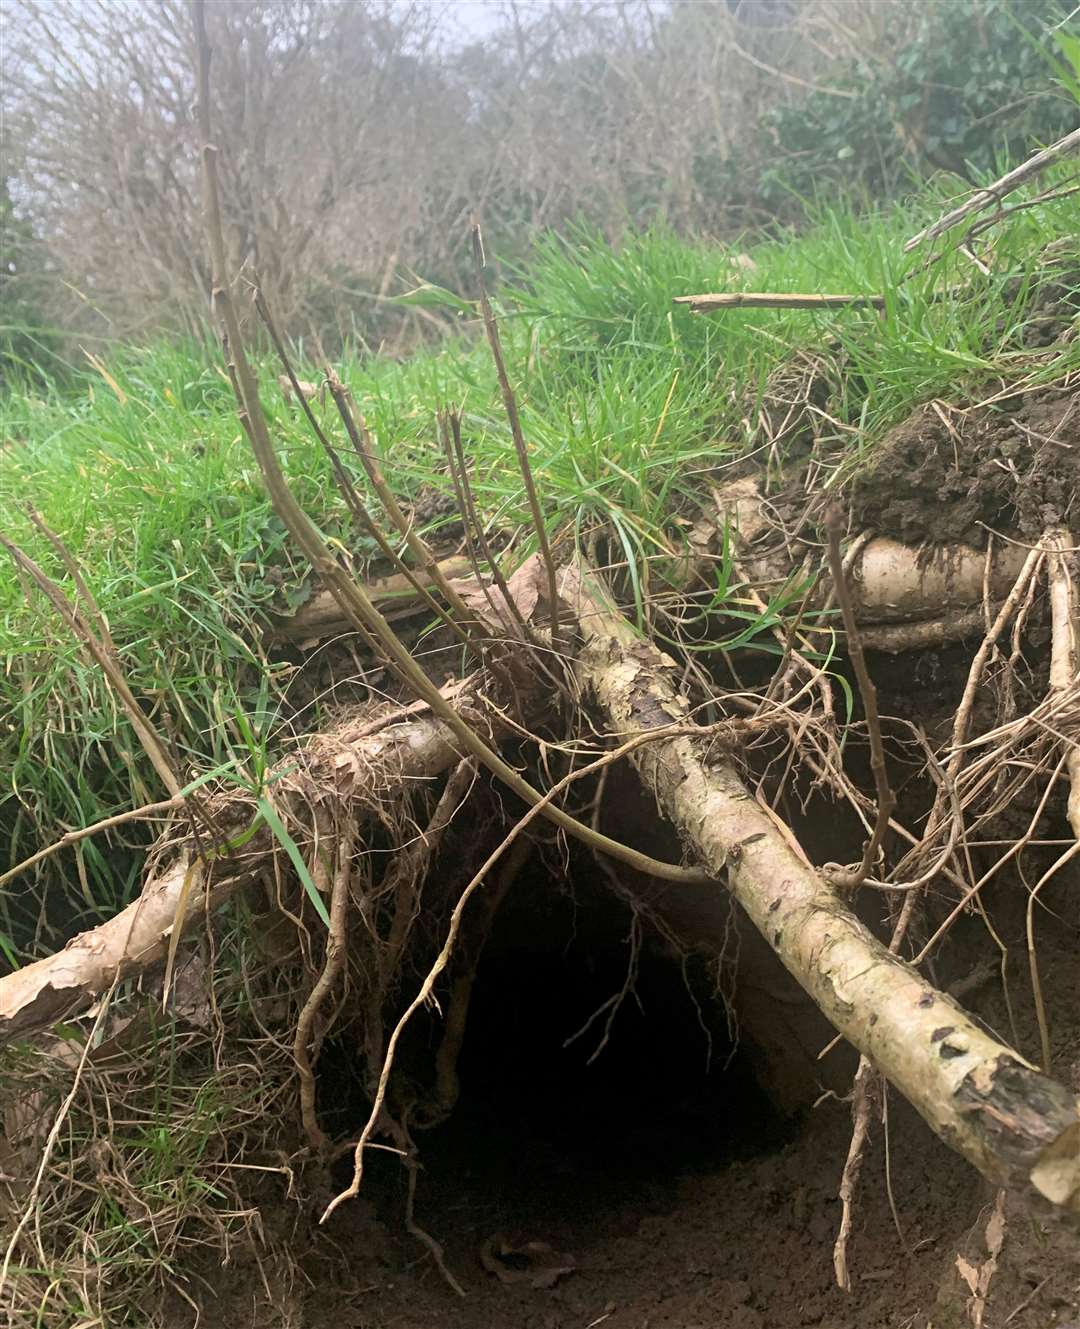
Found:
[402,1139,465,1297]
[323,367,488,647]
[252,289,471,650]
[904,127,1080,252]
[429,833,533,1119]
[0,795,186,892]
[0,536,182,799]
[193,0,706,887]
[441,407,532,640]
[674,291,886,313]
[26,504,116,653]
[471,221,561,651]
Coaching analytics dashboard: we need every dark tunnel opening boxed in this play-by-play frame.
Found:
[320,854,797,1233]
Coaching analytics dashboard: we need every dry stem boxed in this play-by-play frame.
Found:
[0,536,182,798]
[193,0,706,888]
[471,221,561,651]
[904,127,1080,251]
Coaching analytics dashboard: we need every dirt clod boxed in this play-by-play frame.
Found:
[853,386,1079,544]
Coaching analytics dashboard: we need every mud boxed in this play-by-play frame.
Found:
[852,385,1080,545]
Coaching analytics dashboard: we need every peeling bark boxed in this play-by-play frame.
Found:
[564,561,1080,1211]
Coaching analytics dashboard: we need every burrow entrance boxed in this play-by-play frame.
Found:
[316,828,814,1257]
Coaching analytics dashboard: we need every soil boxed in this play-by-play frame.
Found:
[851,384,1080,545]
[197,855,1080,1329]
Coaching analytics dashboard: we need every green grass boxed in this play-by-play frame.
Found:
[1,166,1078,960]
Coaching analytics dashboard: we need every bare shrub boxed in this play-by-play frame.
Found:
[0,0,988,349]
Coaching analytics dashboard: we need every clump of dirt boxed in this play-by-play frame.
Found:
[852,385,1080,544]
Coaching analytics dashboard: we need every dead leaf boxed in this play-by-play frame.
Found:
[954,1191,1007,1328]
[480,1234,576,1289]
[451,553,547,632]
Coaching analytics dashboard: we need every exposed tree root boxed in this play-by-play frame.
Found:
[1046,527,1080,842]
[429,833,534,1122]
[294,819,357,1153]
[710,476,1031,632]
[0,674,533,1042]
[833,1056,877,1293]
[562,559,1080,1212]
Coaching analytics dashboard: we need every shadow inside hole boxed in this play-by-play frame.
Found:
[401,872,795,1230]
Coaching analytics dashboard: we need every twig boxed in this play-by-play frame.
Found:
[365,757,478,1086]
[0,536,182,799]
[833,816,922,1289]
[438,409,510,632]
[904,127,1080,252]
[912,747,1073,967]
[26,504,115,653]
[899,543,1046,880]
[403,1140,465,1297]
[193,2,705,888]
[429,833,533,1118]
[252,289,471,651]
[822,506,895,890]
[674,292,886,313]
[440,408,531,640]
[323,367,488,647]
[0,794,186,891]
[471,222,561,652]
[1026,839,1080,1073]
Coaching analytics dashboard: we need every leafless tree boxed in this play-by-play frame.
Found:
[2,0,911,348]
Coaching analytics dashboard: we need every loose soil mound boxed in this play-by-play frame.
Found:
[853,385,1079,545]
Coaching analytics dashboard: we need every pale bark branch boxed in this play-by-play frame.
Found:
[563,559,1080,1211]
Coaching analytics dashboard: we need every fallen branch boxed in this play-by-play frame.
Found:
[904,127,1080,252]
[564,560,1080,1211]
[674,292,886,313]
[269,555,473,642]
